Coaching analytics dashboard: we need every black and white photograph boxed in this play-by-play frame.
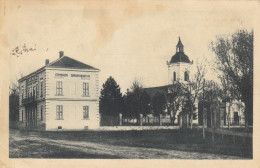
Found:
[0,0,259,167]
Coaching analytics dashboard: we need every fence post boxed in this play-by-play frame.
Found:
[159,114,162,126]
[119,113,122,126]
[140,114,143,126]
[179,115,182,128]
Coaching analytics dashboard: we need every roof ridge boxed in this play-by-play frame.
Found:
[46,55,66,67]
[61,56,98,70]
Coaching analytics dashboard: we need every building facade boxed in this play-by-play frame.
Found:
[18,51,100,131]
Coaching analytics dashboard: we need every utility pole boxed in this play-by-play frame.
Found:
[202,79,205,140]
[211,106,214,143]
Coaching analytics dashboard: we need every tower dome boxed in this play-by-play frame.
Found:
[169,37,191,64]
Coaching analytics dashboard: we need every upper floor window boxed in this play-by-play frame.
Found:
[21,110,23,122]
[83,82,89,96]
[33,86,36,97]
[30,86,32,97]
[21,87,24,100]
[56,81,63,95]
[56,105,63,120]
[40,80,43,97]
[173,72,176,81]
[36,84,38,97]
[83,106,89,119]
[184,71,189,81]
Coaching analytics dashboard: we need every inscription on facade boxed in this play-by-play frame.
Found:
[55,73,68,78]
[71,74,90,79]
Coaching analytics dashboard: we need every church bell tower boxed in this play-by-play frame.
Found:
[167,37,193,84]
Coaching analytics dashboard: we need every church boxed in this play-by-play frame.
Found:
[144,37,245,127]
[144,37,199,125]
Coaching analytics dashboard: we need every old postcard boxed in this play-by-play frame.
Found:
[0,0,259,167]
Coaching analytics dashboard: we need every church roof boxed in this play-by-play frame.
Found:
[170,37,192,64]
[170,52,191,64]
[143,85,168,98]
[176,37,183,47]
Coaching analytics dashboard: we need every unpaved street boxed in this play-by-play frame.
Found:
[9,129,245,159]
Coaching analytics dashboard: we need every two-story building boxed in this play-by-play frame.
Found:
[18,51,100,131]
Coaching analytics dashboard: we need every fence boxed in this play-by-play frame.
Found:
[9,121,19,129]
[226,117,245,126]
[100,115,120,126]
[100,114,175,126]
[122,115,175,126]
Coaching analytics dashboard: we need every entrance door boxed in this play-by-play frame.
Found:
[25,107,37,130]
[234,112,239,125]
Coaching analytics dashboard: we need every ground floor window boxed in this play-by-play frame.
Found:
[83,106,89,119]
[56,105,63,120]
[21,110,23,122]
[41,105,43,121]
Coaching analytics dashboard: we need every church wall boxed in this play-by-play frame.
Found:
[168,62,192,84]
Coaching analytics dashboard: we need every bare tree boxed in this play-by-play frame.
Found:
[182,64,206,129]
[167,82,183,124]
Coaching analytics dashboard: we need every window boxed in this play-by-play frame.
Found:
[27,87,29,98]
[40,81,43,97]
[56,105,63,120]
[36,84,38,97]
[30,86,32,97]
[33,86,36,97]
[184,71,189,81]
[173,72,176,81]
[83,82,89,96]
[83,106,89,119]
[56,81,63,95]
[21,110,23,122]
[40,105,43,121]
[21,86,24,100]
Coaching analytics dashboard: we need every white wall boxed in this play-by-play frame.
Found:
[45,68,99,100]
[45,100,100,130]
[45,68,100,130]
[168,62,193,84]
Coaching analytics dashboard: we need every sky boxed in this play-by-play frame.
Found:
[2,0,256,93]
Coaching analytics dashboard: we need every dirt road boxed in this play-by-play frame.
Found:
[9,129,244,159]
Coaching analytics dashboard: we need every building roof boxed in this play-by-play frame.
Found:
[48,56,99,70]
[143,85,168,98]
[170,52,191,64]
[176,37,183,47]
[169,37,192,64]
[18,55,99,82]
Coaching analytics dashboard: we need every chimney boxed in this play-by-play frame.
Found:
[59,51,64,58]
[45,59,49,65]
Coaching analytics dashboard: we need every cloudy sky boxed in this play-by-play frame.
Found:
[2,0,256,93]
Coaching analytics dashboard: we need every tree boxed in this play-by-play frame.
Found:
[210,29,253,127]
[9,83,19,122]
[99,76,124,116]
[151,92,166,123]
[181,64,206,129]
[198,80,223,103]
[123,79,151,121]
[167,82,183,124]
